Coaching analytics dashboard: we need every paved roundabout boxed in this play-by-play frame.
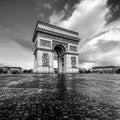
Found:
[0,74,120,120]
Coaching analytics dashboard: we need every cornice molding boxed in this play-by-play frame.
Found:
[63,52,79,56]
[37,21,78,35]
[32,21,80,42]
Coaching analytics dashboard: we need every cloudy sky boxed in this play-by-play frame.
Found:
[0,0,120,69]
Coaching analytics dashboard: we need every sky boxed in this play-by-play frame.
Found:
[0,0,120,69]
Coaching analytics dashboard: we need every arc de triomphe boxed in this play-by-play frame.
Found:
[32,21,80,73]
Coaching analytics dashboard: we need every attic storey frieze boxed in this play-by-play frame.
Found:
[36,28,79,42]
[37,21,79,39]
[38,33,78,45]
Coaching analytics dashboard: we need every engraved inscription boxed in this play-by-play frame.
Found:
[40,39,51,48]
[70,45,77,52]
[42,53,49,67]
[71,57,76,68]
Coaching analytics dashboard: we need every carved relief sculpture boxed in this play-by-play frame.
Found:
[71,57,76,68]
[70,45,77,52]
[40,39,51,48]
[42,53,49,67]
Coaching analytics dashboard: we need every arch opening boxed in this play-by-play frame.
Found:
[54,44,66,73]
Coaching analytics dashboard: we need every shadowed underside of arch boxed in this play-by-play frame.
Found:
[54,44,66,56]
[54,44,66,73]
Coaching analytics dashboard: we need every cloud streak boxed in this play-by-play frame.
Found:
[0,26,33,52]
[0,25,33,69]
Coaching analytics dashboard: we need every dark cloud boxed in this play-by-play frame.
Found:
[8,32,33,52]
[106,0,120,24]
[33,0,58,22]
[107,0,120,9]
[34,0,81,22]
[10,35,33,52]
[52,0,80,12]
[53,0,81,20]
[0,0,38,29]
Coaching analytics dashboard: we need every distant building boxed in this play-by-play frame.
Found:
[0,66,23,74]
[9,67,23,74]
[91,66,120,73]
[0,66,9,74]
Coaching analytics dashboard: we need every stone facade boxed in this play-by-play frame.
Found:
[32,21,80,73]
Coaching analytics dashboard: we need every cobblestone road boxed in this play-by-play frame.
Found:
[0,74,120,120]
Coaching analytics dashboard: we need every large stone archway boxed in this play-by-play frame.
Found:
[32,21,80,73]
[54,44,66,73]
